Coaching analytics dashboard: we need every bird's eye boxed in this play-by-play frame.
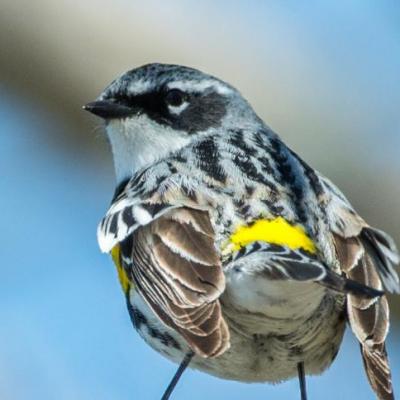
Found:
[165,89,187,107]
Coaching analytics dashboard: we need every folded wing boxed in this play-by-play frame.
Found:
[229,242,384,298]
[323,176,399,400]
[120,207,230,358]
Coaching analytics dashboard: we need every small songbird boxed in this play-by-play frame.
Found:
[84,63,399,400]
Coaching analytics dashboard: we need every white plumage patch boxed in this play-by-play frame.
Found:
[106,114,190,182]
[133,206,153,225]
[127,79,152,95]
[224,268,325,320]
[167,102,189,115]
[167,80,232,95]
[97,224,116,253]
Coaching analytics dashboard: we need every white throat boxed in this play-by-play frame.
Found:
[106,114,190,183]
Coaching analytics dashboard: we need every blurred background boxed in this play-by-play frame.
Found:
[0,1,399,399]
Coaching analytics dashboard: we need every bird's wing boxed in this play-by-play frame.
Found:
[322,176,399,400]
[227,241,384,298]
[99,174,229,358]
[117,207,229,358]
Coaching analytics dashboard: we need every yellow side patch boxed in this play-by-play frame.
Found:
[226,217,316,254]
[110,245,131,294]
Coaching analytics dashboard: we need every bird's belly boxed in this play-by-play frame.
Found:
[127,285,346,383]
[222,267,328,334]
[192,310,346,383]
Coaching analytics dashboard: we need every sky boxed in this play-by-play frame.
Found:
[1,1,399,399]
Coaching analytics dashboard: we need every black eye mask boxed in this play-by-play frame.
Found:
[109,88,228,134]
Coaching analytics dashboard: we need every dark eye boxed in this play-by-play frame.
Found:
[165,89,187,107]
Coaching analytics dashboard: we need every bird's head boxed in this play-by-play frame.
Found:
[84,63,260,182]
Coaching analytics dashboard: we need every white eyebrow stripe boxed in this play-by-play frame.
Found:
[127,79,152,95]
[167,80,232,95]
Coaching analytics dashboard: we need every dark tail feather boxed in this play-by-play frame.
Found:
[321,270,384,298]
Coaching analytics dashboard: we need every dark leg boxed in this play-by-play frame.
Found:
[161,352,194,400]
[297,362,307,400]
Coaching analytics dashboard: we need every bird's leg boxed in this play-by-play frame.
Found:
[297,362,307,400]
[161,351,194,400]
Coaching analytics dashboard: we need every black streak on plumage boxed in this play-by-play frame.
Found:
[194,137,227,183]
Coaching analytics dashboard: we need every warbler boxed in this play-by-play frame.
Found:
[84,63,399,400]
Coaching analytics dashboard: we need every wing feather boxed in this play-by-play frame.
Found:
[123,207,230,358]
[230,242,383,298]
[321,174,398,399]
[333,226,397,400]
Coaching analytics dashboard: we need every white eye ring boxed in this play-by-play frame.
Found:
[167,101,189,115]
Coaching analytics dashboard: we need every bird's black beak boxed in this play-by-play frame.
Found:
[83,100,134,119]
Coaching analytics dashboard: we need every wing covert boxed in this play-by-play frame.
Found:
[119,207,230,358]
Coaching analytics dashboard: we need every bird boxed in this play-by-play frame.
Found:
[84,63,399,400]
